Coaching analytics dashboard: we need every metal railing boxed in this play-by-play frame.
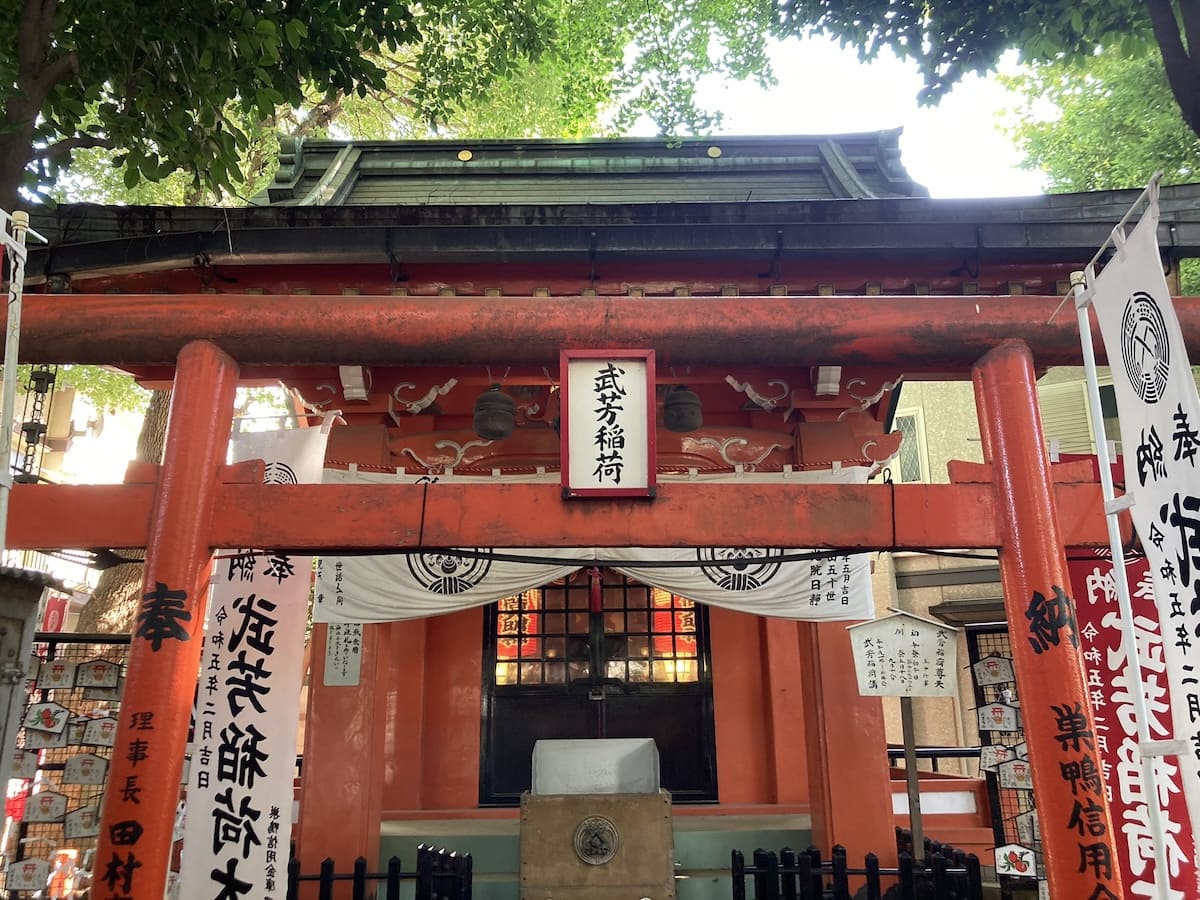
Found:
[886,746,982,773]
[287,845,472,900]
[732,841,982,900]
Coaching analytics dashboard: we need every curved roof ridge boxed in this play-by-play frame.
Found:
[265,130,928,205]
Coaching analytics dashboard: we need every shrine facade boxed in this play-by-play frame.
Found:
[12,133,1200,899]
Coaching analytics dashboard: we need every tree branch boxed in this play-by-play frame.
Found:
[14,0,77,110]
[17,0,51,74]
[1147,0,1200,136]
[32,134,114,160]
[291,94,346,137]
[1182,0,1200,56]
[31,52,80,97]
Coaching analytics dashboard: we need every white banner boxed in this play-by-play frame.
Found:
[314,466,874,623]
[1089,188,1200,870]
[180,426,330,900]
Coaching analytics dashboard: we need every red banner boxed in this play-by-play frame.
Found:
[40,592,69,632]
[1069,553,1199,898]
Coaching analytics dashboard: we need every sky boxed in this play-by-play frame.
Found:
[690,37,1048,200]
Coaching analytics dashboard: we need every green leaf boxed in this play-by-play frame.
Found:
[1003,48,1200,194]
[285,18,307,49]
[20,0,1189,214]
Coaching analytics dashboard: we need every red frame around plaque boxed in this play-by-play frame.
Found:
[560,348,657,499]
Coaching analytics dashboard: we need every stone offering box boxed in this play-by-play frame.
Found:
[521,739,674,900]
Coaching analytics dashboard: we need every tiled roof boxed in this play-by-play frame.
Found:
[0,566,67,591]
[260,132,930,206]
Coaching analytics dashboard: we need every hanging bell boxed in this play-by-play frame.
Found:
[663,385,702,433]
[473,384,516,440]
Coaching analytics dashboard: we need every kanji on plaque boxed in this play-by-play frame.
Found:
[977,702,1020,733]
[76,658,120,688]
[847,610,959,697]
[64,805,100,839]
[5,858,49,892]
[36,660,75,690]
[64,753,109,785]
[979,744,1015,775]
[561,349,655,498]
[24,790,68,823]
[972,654,1015,686]
[998,758,1034,791]
[82,716,119,747]
[323,622,363,686]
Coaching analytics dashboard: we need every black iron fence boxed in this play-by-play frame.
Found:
[731,842,982,900]
[286,845,473,900]
[885,746,983,774]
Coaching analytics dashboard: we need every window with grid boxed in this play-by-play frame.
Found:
[493,581,701,686]
[894,410,929,483]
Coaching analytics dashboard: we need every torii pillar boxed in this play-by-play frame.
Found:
[94,341,239,900]
[973,340,1122,898]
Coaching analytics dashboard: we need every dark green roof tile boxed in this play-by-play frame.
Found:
[260,132,929,206]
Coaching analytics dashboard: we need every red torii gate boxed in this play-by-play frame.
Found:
[5,291,1162,898]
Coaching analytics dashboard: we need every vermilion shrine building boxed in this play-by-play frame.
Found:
[12,133,1200,898]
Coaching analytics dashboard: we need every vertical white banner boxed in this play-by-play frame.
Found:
[1089,191,1200,879]
[180,426,329,900]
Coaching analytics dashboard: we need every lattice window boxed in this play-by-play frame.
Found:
[493,576,700,686]
[894,410,929,483]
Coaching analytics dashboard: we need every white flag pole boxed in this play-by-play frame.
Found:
[0,209,45,558]
[1072,174,1171,900]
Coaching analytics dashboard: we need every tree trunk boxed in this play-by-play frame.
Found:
[75,389,171,633]
[0,122,37,213]
[1148,0,1200,139]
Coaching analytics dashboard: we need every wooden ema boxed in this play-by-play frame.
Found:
[8,296,1150,897]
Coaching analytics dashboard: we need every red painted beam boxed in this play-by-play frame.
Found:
[11,293,1200,367]
[8,481,1116,551]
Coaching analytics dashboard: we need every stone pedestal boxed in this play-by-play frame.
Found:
[520,791,674,900]
[0,568,51,786]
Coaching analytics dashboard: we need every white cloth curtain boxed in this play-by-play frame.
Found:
[313,466,875,623]
[608,547,872,620]
[315,548,582,622]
